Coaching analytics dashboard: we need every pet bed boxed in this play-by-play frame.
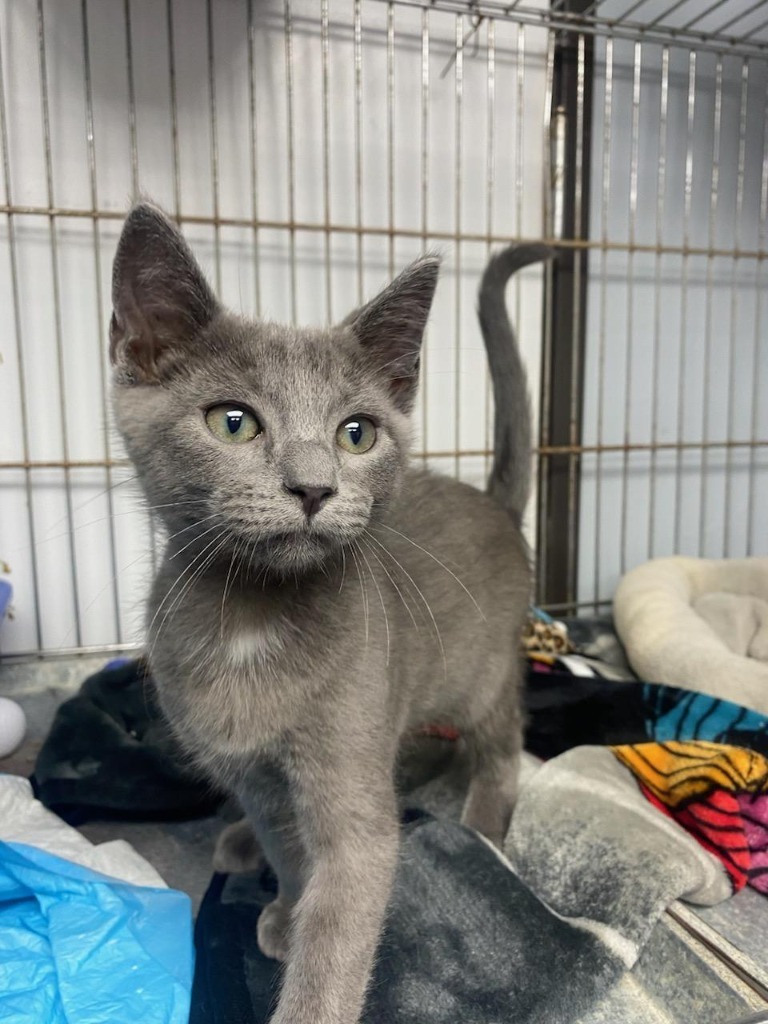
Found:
[614,557,768,717]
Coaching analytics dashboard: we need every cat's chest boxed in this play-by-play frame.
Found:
[156,620,303,760]
[226,622,286,665]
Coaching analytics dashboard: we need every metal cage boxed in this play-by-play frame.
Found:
[0,0,766,657]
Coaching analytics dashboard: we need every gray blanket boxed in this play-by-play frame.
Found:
[192,747,731,1023]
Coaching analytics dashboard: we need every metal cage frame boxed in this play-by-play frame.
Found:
[0,0,767,657]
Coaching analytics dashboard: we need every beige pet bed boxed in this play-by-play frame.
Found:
[613,556,768,717]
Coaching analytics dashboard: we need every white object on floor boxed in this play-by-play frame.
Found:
[0,697,26,758]
[558,654,597,678]
[614,556,768,717]
[0,773,167,888]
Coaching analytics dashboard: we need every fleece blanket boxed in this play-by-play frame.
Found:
[192,814,623,1024]
[191,799,728,1024]
[32,658,223,823]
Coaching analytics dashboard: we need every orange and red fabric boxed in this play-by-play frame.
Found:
[612,740,768,894]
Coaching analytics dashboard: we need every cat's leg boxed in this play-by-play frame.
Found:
[238,772,308,963]
[269,733,399,1024]
[257,891,294,963]
[460,667,525,848]
[212,818,265,874]
[250,811,305,962]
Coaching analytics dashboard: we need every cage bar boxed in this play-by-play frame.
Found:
[37,0,83,647]
[81,0,122,644]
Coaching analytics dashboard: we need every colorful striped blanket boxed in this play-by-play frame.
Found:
[613,739,768,894]
[525,660,768,896]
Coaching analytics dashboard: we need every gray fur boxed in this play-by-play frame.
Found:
[478,243,553,526]
[111,202,544,1024]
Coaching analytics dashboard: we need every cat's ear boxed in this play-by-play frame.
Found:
[110,202,219,383]
[342,255,440,411]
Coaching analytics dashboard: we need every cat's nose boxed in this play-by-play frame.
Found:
[286,484,335,519]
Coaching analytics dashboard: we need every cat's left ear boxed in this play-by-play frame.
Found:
[341,255,440,411]
[110,202,220,383]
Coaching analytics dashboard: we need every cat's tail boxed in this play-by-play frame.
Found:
[478,243,553,528]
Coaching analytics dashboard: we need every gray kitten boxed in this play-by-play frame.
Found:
[110,202,549,1024]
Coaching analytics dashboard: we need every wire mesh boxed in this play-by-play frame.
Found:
[0,0,766,657]
[579,9,768,608]
[386,0,768,58]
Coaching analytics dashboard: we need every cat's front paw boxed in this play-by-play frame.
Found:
[257,898,292,962]
[212,819,265,874]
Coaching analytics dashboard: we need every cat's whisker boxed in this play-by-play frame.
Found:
[44,472,140,534]
[135,498,213,511]
[246,537,260,580]
[50,545,154,654]
[260,549,280,591]
[348,543,369,648]
[166,511,225,543]
[220,541,242,639]
[369,522,486,622]
[149,531,231,664]
[365,532,447,678]
[139,667,156,729]
[169,518,229,561]
[158,533,232,650]
[355,540,389,667]
[339,545,347,595]
[146,527,230,654]
[7,499,213,560]
[362,535,424,632]
[47,519,210,658]
[358,535,420,633]
[248,540,277,588]
[147,546,215,663]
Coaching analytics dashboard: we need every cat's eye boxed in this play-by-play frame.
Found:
[336,416,376,454]
[205,404,261,444]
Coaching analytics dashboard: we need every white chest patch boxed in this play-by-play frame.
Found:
[227,624,284,666]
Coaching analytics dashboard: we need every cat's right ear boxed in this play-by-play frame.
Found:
[110,202,219,383]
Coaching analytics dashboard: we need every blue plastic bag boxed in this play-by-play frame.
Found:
[0,840,193,1024]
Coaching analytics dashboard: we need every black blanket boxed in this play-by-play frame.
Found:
[32,658,222,823]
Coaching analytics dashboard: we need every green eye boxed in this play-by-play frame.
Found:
[336,416,376,454]
[205,404,261,444]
